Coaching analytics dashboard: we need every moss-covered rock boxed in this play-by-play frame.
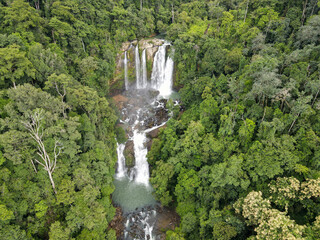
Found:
[124,140,135,168]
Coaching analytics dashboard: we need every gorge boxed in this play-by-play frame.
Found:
[112,39,177,239]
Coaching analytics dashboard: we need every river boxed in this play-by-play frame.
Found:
[112,41,175,239]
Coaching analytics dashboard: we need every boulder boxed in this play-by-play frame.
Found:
[146,47,159,60]
[139,38,164,61]
[154,107,169,124]
[108,207,125,239]
[124,140,135,168]
[112,94,129,109]
[120,41,131,51]
[139,38,164,49]
[144,138,153,151]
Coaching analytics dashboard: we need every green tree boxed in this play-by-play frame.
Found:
[0,45,35,88]
[1,0,44,42]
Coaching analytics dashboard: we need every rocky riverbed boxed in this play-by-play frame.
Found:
[109,204,180,240]
[111,89,181,239]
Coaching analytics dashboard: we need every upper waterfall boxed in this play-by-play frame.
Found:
[124,51,128,90]
[141,49,148,89]
[135,45,141,89]
[151,45,166,91]
[151,43,173,97]
[130,40,174,96]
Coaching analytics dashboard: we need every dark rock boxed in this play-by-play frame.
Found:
[149,90,160,98]
[144,138,153,151]
[146,124,166,139]
[108,207,125,239]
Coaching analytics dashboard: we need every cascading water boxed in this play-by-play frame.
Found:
[141,49,148,89]
[132,129,150,186]
[151,43,174,97]
[116,143,126,179]
[113,40,175,240]
[136,47,148,89]
[124,51,129,91]
[151,45,166,91]
[135,45,141,89]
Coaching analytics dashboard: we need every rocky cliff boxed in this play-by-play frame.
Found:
[110,39,166,95]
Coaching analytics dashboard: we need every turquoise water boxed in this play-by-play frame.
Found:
[113,177,156,213]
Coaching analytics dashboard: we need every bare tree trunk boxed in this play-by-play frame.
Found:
[81,38,86,53]
[171,4,174,23]
[22,110,62,195]
[31,160,38,173]
[288,114,299,133]
[204,24,210,35]
[51,30,56,43]
[312,88,320,107]
[54,82,67,118]
[244,0,249,23]
[310,0,318,16]
[301,0,309,25]
[48,170,57,194]
[261,107,266,122]
[35,0,40,10]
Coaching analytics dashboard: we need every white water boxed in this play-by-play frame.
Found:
[162,54,174,97]
[124,51,129,90]
[136,47,148,89]
[151,45,166,91]
[132,129,150,186]
[135,45,141,89]
[151,43,174,97]
[116,143,126,179]
[141,49,148,89]
[132,41,174,96]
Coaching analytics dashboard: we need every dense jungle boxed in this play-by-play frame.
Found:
[1,0,320,239]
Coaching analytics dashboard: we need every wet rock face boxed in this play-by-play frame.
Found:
[124,140,135,168]
[111,39,168,96]
[117,90,170,133]
[120,38,164,60]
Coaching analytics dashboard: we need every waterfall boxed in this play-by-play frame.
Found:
[151,43,174,97]
[132,129,150,186]
[136,47,147,89]
[141,49,148,89]
[115,40,175,240]
[151,45,166,90]
[135,45,141,89]
[124,51,129,90]
[162,52,174,97]
[116,143,126,179]
[132,41,174,94]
